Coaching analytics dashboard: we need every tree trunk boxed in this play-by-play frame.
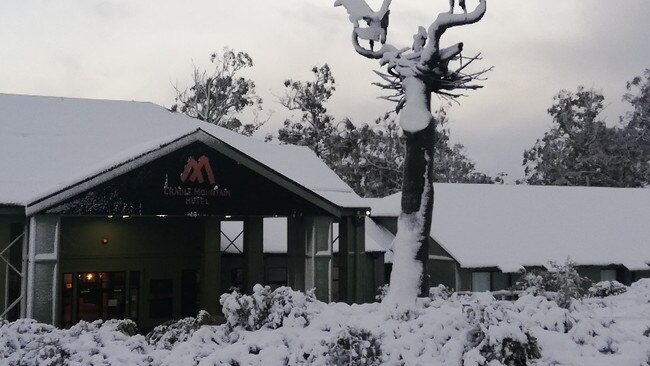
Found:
[401,121,435,297]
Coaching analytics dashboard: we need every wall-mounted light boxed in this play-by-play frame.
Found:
[107,215,113,219]
[85,273,94,281]
[100,236,109,245]
[122,215,129,219]
[365,210,371,216]
[156,214,167,218]
[225,215,232,219]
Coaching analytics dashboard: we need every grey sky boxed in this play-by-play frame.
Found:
[1,0,649,182]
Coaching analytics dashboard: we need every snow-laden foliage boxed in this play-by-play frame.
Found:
[589,281,628,298]
[513,259,591,308]
[327,326,383,366]
[219,284,318,331]
[461,297,540,366]
[429,284,453,301]
[4,281,650,365]
[0,318,149,365]
[146,310,221,350]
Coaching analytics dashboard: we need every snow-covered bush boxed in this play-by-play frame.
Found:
[429,284,452,301]
[0,318,151,365]
[513,259,591,308]
[375,284,389,301]
[588,280,628,298]
[220,284,317,331]
[0,319,68,366]
[328,326,382,366]
[146,310,220,349]
[462,300,540,366]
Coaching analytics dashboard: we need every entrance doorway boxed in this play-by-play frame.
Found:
[61,271,140,328]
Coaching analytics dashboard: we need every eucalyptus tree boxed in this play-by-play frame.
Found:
[334,0,489,307]
[171,48,264,136]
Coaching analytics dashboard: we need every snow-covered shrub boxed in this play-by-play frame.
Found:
[514,294,572,333]
[328,326,382,366]
[513,259,591,308]
[429,284,452,301]
[220,284,317,331]
[512,271,547,296]
[588,280,627,298]
[0,319,68,366]
[146,310,220,349]
[375,284,389,301]
[105,318,139,336]
[462,301,540,366]
[0,318,151,365]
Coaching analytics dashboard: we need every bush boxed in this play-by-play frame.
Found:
[328,326,382,366]
[146,310,221,349]
[588,281,628,298]
[220,285,317,331]
[0,319,68,366]
[375,284,389,301]
[513,258,591,308]
[429,284,452,301]
[463,302,540,366]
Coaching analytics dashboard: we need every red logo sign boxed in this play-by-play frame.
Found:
[180,156,216,185]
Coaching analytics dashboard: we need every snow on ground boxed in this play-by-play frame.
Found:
[2,280,650,365]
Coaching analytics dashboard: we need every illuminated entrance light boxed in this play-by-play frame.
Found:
[85,273,94,281]
[225,215,232,219]
[365,210,371,216]
[107,215,113,218]
[156,214,167,218]
[122,215,130,219]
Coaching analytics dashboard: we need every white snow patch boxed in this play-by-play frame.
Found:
[398,78,432,132]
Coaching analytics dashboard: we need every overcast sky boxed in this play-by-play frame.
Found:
[1,0,649,182]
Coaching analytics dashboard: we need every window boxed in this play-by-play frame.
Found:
[471,272,491,292]
[600,269,617,282]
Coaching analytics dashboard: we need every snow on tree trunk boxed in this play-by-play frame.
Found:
[383,77,435,307]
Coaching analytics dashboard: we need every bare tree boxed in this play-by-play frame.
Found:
[335,0,489,307]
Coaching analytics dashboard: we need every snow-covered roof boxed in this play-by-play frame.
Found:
[0,93,366,210]
[220,217,389,254]
[369,183,650,272]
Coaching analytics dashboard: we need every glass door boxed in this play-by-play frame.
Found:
[61,271,138,328]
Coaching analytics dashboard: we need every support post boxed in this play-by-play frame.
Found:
[243,217,264,293]
[25,215,60,325]
[200,218,221,314]
[287,216,306,291]
[338,215,365,303]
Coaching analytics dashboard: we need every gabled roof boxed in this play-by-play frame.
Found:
[0,93,367,213]
[369,183,650,272]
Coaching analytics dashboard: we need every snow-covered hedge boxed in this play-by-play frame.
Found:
[2,280,650,365]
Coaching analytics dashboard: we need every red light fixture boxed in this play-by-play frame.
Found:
[100,237,109,245]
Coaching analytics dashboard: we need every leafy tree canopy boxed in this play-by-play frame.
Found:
[273,64,499,197]
[171,48,264,136]
[522,70,650,187]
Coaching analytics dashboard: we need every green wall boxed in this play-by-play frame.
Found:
[59,217,205,330]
